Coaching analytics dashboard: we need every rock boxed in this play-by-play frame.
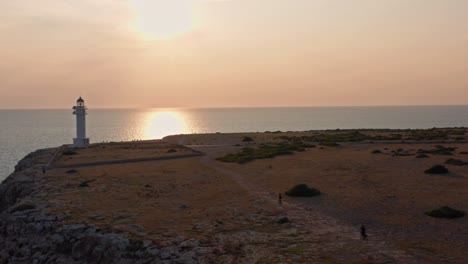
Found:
[180,239,200,249]
[50,234,65,244]
[63,223,88,232]
[146,246,160,257]
[142,240,152,248]
[177,251,197,264]
[195,247,211,256]
[35,223,44,233]
[88,214,106,221]
[160,252,171,260]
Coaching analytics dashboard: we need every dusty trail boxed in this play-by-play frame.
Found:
[193,145,431,264]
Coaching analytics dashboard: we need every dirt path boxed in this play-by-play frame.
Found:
[193,145,430,263]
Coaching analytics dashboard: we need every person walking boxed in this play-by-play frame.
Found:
[360,225,368,241]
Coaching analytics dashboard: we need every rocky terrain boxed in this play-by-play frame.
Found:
[1,129,467,263]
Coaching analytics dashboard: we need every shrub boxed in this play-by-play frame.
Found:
[394,152,413,157]
[319,142,340,147]
[425,206,465,219]
[445,158,467,166]
[285,184,321,197]
[167,149,177,153]
[63,150,78,156]
[424,165,449,174]
[66,169,79,174]
[242,136,254,142]
[418,146,455,156]
[416,154,429,158]
[79,179,95,188]
[372,150,382,154]
[277,217,289,224]
[407,130,449,140]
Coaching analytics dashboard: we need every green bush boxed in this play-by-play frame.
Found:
[424,165,449,174]
[425,206,465,219]
[285,184,321,197]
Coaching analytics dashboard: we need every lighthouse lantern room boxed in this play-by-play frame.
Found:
[72,97,90,148]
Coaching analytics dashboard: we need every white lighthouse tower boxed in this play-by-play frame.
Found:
[72,97,90,148]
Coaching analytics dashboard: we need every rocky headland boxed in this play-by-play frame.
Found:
[1,129,467,263]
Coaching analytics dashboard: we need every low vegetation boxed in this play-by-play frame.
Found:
[62,150,78,156]
[424,165,449,174]
[217,142,314,164]
[445,158,468,166]
[278,131,402,144]
[425,206,465,219]
[417,146,456,156]
[79,179,96,188]
[393,152,413,157]
[372,150,382,154]
[319,142,340,147]
[242,136,254,142]
[406,130,449,140]
[416,154,429,158]
[275,128,464,144]
[285,184,321,197]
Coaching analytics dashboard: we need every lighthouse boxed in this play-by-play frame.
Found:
[72,97,90,148]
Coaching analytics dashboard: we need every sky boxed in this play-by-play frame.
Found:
[0,0,467,109]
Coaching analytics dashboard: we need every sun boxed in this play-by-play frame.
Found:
[144,110,187,139]
[131,0,197,39]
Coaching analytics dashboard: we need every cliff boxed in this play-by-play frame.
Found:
[0,147,203,264]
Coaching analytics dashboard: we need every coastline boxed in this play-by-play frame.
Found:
[1,128,467,263]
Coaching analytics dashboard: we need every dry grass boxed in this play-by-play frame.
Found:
[38,131,468,262]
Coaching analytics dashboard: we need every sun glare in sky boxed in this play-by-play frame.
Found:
[131,0,197,39]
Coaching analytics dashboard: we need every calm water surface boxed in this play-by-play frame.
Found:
[1,106,467,181]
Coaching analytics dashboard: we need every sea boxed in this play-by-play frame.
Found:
[1,106,467,182]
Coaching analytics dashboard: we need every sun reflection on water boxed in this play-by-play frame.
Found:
[143,110,188,139]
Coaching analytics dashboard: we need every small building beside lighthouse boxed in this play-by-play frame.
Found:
[72,97,90,148]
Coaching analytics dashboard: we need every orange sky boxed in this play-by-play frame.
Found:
[1,0,467,109]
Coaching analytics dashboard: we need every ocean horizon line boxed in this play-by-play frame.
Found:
[1,104,468,111]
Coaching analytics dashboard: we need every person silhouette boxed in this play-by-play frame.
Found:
[360,225,368,241]
[278,193,282,205]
